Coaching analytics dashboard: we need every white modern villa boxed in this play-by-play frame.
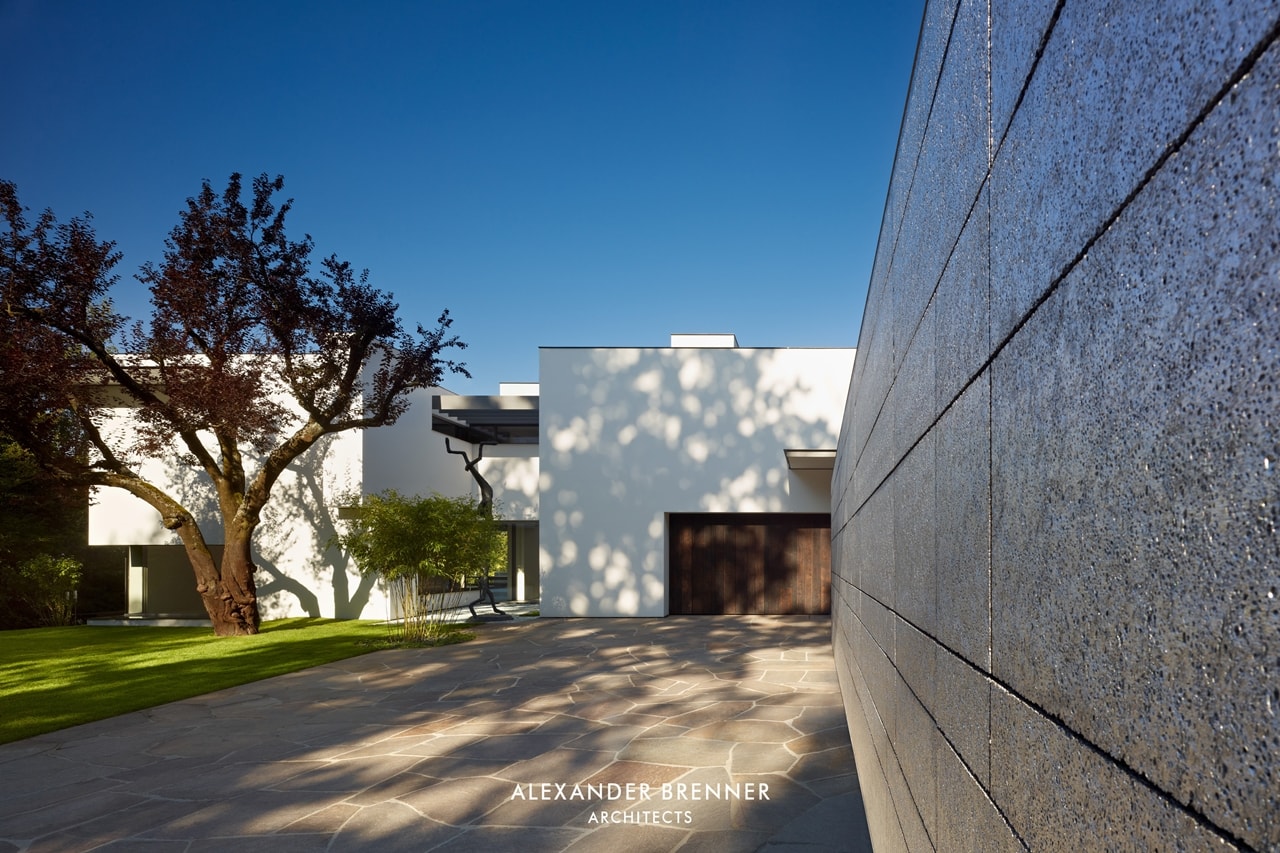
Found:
[89,334,854,621]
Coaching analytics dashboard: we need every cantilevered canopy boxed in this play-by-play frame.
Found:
[784,449,837,470]
[432,395,539,445]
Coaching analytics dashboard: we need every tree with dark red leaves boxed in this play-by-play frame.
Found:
[0,174,467,635]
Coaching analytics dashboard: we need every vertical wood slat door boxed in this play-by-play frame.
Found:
[668,513,831,614]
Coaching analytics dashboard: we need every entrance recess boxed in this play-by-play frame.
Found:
[668,513,831,615]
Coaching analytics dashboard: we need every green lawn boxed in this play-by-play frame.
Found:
[0,618,411,745]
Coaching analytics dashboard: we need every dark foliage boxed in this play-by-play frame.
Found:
[0,175,467,634]
[0,436,124,628]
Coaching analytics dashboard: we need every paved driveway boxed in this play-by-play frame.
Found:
[0,616,871,852]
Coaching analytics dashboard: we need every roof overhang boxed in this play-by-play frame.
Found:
[432,395,539,445]
[784,449,837,470]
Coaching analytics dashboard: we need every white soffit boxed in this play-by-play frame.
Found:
[785,449,837,470]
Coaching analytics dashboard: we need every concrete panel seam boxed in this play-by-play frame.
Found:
[990,0,1065,160]
[885,712,936,845]
[872,0,968,336]
[852,587,1010,843]
[848,14,1280,527]
[983,0,993,166]
[847,0,985,486]
[938,717,1031,852]
[847,1,929,466]
[993,679,1258,851]
[857,707,913,852]
[984,14,1280,390]
[840,619,915,851]
[986,331,994,678]
[906,652,1018,848]
[850,583,1253,849]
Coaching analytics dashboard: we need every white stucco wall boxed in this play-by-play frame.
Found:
[85,379,512,620]
[360,385,472,500]
[539,345,854,617]
[88,413,374,619]
[476,445,540,521]
[362,384,540,519]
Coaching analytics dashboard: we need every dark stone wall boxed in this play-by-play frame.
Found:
[831,1,1280,850]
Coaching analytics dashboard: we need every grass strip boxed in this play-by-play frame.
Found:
[0,618,468,744]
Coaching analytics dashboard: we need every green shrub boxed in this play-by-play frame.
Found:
[11,554,82,626]
[334,491,504,642]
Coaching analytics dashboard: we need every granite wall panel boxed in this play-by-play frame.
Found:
[893,431,938,635]
[932,646,991,788]
[990,686,1238,852]
[832,0,1278,849]
[891,0,991,380]
[893,675,940,845]
[880,0,961,311]
[881,723,933,853]
[840,636,907,853]
[935,735,1025,853]
[849,614,916,853]
[851,403,894,514]
[894,617,938,718]
[842,278,895,504]
[933,375,991,669]
[893,304,938,456]
[989,0,1279,347]
[853,487,897,610]
[933,184,991,410]
[989,0,1057,148]
[844,283,893,472]
[990,39,1280,845]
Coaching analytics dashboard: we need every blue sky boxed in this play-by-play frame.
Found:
[1,1,923,394]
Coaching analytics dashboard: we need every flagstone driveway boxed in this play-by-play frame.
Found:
[0,616,871,852]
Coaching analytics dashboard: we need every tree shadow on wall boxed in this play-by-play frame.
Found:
[540,346,850,616]
[249,436,379,620]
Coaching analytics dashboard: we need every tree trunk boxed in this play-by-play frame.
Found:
[212,529,260,635]
[179,525,261,636]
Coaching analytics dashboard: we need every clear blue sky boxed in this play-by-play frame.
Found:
[1,0,923,395]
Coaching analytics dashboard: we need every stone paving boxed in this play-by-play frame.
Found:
[0,616,872,852]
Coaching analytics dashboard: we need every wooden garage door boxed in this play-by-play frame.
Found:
[669,513,831,615]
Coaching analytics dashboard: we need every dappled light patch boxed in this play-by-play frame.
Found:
[540,345,852,617]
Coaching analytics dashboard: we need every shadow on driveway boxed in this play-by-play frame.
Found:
[0,616,872,853]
